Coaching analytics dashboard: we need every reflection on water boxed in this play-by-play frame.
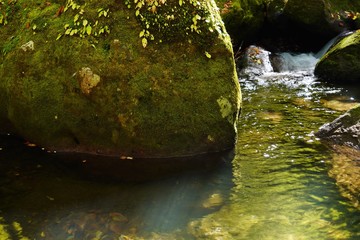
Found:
[0,135,233,239]
[1,72,360,239]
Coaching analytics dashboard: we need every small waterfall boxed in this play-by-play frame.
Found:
[275,31,352,73]
[315,31,353,58]
[276,52,318,72]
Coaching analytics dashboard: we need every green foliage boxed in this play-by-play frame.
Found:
[57,0,111,40]
[0,0,18,26]
[126,0,220,48]
[2,35,19,56]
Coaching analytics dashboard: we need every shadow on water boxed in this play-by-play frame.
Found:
[0,134,234,239]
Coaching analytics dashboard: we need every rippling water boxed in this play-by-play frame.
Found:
[1,61,360,239]
[189,72,360,239]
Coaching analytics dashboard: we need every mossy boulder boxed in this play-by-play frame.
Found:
[0,0,241,158]
[215,0,265,46]
[282,0,338,37]
[315,30,360,83]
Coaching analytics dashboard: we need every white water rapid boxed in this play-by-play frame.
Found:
[276,32,350,72]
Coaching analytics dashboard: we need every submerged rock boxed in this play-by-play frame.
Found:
[315,30,360,83]
[327,145,360,209]
[315,105,360,149]
[0,0,241,158]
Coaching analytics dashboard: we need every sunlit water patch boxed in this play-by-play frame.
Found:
[189,69,360,239]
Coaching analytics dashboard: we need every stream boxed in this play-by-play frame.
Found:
[1,48,360,239]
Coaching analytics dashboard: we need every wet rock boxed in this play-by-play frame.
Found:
[0,0,241,158]
[315,30,360,84]
[315,105,360,149]
[238,45,274,78]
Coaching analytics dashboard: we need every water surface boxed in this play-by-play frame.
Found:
[1,56,360,239]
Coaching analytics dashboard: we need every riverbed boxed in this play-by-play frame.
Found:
[0,54,359,239]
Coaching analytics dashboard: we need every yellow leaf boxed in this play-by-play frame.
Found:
[70,29,77,36]
[56,33,63,40]
[74,14,79,23]
[139,30,145,37]
[65,28,72,35]
[205,51,211,59]
[86,25,92,35]
[142,38,148,48]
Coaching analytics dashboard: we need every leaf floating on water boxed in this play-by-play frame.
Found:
[25,141,37,147]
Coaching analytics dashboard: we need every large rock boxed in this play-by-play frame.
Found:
[315,30,360,83]
[215,0,265,46]
[0,0,241,158]
[315,105,360,149]
[283,0,334,36]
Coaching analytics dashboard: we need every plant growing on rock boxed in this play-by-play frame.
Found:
[126,0,225,48]
[56,0,111,40]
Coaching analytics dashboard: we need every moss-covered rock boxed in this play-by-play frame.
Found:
[215,0,265,46]
[283,0,340,38]
[314,30,360,83]
[0,0,241,158]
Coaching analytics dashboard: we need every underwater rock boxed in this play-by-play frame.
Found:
[315,105,360,149]
[315,30,360,83]
[327,145,360,209]
[0,0,241,158]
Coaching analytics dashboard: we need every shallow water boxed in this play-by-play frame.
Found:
[1,66,360,239]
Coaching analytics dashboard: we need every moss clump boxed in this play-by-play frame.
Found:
[315,30,360,83]
[126,0,227,49]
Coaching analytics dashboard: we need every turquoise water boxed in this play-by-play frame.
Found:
[0,70,360,239]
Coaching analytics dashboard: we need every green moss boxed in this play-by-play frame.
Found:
[216,0,265,45]
[315,30,360,83]
[123,0,230,50]
[328,0,360,12]
[0,0,240,157]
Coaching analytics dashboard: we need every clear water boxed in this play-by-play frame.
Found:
[1,63,360,239]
